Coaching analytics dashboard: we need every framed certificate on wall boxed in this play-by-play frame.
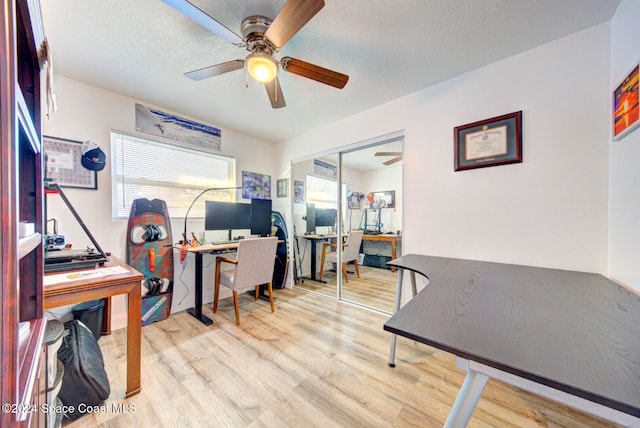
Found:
[454,111,523,172]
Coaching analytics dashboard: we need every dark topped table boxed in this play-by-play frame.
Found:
[383,254,640,427]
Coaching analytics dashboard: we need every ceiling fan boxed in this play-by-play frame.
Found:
[161,0,349,109]
[375,152,403,166]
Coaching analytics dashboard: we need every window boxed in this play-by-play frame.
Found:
[111,131,235,219]
[305,175,337,208]
[306,174,344,232]
[306,175,347,222]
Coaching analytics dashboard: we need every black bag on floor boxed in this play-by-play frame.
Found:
[57,319,110,421]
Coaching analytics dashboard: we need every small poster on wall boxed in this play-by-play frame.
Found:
[347,192,362,209]
[294,180,305,203]
[242,171,271,199]
[612,63,639,141]
[135,103,222,151]
[314,159,337,178]
[277,178,289,198]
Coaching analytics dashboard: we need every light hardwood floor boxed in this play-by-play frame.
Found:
[295,265,397,313]
[65,288,617,427]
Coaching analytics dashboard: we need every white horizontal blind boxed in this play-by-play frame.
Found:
[306,175,337,208]
[111,132,235,219]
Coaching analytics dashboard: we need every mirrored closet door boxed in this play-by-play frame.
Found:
[291,135,403,314]
[291,153,339,299]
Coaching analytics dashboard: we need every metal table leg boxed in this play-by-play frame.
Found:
[388,268,419,367]
[444,358,489,428]
[387,268,404,367]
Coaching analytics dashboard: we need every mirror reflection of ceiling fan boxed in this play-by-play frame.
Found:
[161,0,349,109]
[375,152,403,166]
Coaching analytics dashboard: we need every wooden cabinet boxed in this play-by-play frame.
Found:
[1,0,48,426]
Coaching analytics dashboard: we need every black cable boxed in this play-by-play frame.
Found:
[293,225,306,283]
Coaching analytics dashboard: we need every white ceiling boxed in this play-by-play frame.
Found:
[41,0,619,144]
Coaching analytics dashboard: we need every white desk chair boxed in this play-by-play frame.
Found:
[318,230,364,283]
[213,237,278,325]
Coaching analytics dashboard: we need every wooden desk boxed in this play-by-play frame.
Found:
[184,242,241,325]
[44,256,143,398]
[296,234,337,281]
[298,233,402,279]
[384,254,640,427]
[184,240,285,324]
[362,233,401,272]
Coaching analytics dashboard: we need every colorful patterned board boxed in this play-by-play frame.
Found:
[126,198,174,326]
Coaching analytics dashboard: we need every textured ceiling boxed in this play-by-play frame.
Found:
[41,0,620,143]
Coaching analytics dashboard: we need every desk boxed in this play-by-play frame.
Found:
[184,242,239,325]
[362,233,401,272]
[44,256,143,398]
[383,254,640,427]
[298,233,402,280]
[184,240,284,325]
[297,234,336,281]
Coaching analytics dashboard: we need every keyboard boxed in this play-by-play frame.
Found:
[212,240,239,245]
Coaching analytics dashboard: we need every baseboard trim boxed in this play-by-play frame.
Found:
[111,312,128,331]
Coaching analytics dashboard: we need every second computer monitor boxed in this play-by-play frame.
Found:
[250,198,272,237]
[306,203,337,234]
[316,208,337,228]
[305,203,316,233]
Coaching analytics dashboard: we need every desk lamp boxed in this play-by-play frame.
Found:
[182,186,241,244]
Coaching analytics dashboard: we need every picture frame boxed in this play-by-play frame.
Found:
[612,63,639,141]
[241,170,271,199]
[293,180,304,203]
[369,190,395,209]
[347,191,362,209]
[277,178,289,198]
[314,159,337,178]
[43,136,98,189]
[454,111,523,171]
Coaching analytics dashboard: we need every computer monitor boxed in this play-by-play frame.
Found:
[305,203,337,234]
[305,203,316,234]
[205,201,250,240]
[315,208,337,228]
[250,198,272,237]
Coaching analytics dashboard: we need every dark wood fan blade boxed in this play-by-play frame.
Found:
[184,60,244,81]
[383,157,402,166]
[265,77,286,109]
[162,0,244,46]
[281,57,348,89]
[375,152,402,157]
[264,0,324,49]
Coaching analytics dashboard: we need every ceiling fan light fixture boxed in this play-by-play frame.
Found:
[246,51,278,83]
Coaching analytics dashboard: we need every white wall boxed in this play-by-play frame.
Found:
[360,165,402,234]
[609,0,640,292]
[277,23,612,297]
[44,75,276,326]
